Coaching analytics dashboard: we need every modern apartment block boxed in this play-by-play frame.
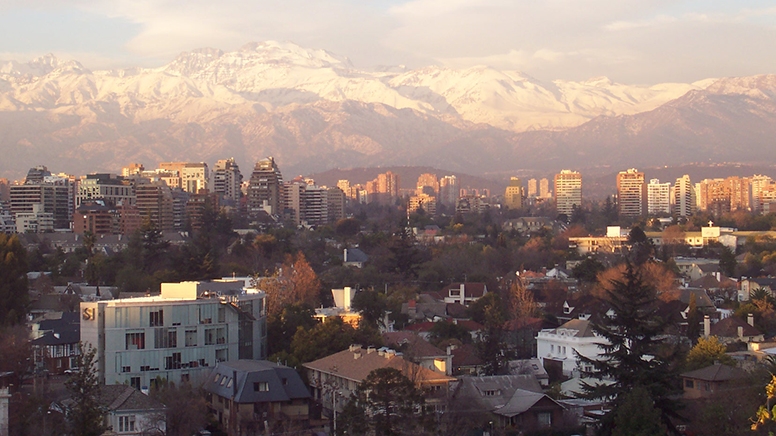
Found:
[647,179,671,215]
[76,173,134,208]
[80,280,267,389]
[674,174,696,217]
[248,157,283,217]
[212,158,243,202]
[159,162,210,194]
[10,178,72,230]
[554,170,582,217]
[439,175,459,206]
[616,168,646,217]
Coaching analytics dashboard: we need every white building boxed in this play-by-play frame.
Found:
[80,280,266,390]
[536,319,608,377]
[15,203,54,233]
[647,179,671,215]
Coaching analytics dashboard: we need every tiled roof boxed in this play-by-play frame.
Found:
[450,343,483,367]
[303,346,454,384]
[382,332,446,358]
[454,375,542,413]
[681,364,747,382]
[204,360,310,403]
[710,317,762,338]
[97,385,165,412]
[494,389,561,417]
[555,319,596,337]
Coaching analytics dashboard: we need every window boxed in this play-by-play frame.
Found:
[165,352,182,370]
[185,329,197,347]
[130,377,141,390]
[121,366,131,373]
[118,415,136,433]
[537,412,552,428]
[125,332,145,350]
[154,328,177,348]
[205,328,216,345]
[216,348,228,362]
[254,381,269,392]
[685,379,694,389]
[150,310,164,327]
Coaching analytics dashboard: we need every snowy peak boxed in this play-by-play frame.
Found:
[238,41,352,69]
[0,53,86,78]
[165,47,225,76]
[704,74,776,99]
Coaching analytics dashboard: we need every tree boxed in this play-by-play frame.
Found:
[572,257,606,284]
[254,252,321,319]
[611,386,667,436]
[685,298,702,344]
[338,368,428,436]
[685,336,735,371]
[65,344,107,436]
[351,289,388,329]
[150,381,207,436]
[508,277,537,320]
[0,325,32,390]
[266,303,316,356]
[578,262,682,435]
[0,233,29,325]
[719,246,737,277]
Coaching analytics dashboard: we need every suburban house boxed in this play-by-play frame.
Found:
[536,319,609,378]
[709,316,765,344]
[204,360,310,435]
[96,385,166,435]
[303,345,455,417]
[342,248,368,268]
[314,287,362,327]
[739,278,776,302]
[30,312,81,374]
[382,331,452,375]
[437,282,488,306]
[681,364,748,399]
[452,375,565,431]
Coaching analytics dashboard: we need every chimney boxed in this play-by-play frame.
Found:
[367,346,376,354]
[738,326,744,338]
[349,344,362,353]
[343,248,348,262]
[703,315,710,338]
[460,283,465,305]
[748,313,755,327]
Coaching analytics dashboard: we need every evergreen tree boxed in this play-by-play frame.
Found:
[612,386,667,436]
[579,262,682,435]
[0,234,29,325]
[65,345,107,436]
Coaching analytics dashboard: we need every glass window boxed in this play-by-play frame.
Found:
[150,310,164,327]
[125,332,145,350]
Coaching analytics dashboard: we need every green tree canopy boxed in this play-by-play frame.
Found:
[685,336,735,371]
[65,344,107,436]
[612,386,667,436]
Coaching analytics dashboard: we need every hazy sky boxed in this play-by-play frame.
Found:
[1,0,775,84]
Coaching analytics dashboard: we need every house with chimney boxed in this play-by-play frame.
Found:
[707,314,764,344]
[303,345,455,417]
[536,319,609,379]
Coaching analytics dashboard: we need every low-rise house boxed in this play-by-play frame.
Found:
[303,345,455,417]
[681,364,748,399]
[204,360,310,434]
[96,385,166,435]
[30,312,80,374]
[342,248,368,268]
[438,282,488,306]
[740,278,776,302]
[383,331,452,375]
[537,319,609,378]
[452,375,565,431]
[709,316,764,344]
[314,287,362,327]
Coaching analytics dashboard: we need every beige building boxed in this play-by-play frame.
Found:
[616,168,646,217]
[504,177,523,209]
[554,170,581,217]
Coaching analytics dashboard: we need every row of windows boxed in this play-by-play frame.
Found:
[125,327,228,350]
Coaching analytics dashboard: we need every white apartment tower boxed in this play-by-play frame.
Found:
[213,158,243,202]
[616,168,646,217]
[674,174,696,217]
[647,179,671,215]
[439,175,459,206]
[554,170,582,217]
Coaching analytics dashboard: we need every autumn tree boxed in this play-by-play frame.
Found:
[0,233,29,325]
[0,325,32,389]
[508,277,537,320]
[254,251,321,319]
[685,336,735,371]
[579,262,682,435]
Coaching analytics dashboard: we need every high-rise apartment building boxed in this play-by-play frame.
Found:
[554,170,582,217]
[673,175,696,218]
[121,163,145,177]
[409,194,437,215]
[326,187,346,223]
[76,174,134,208]
[647,179,671,215]
[751,175,774,213]
[248,157,283,216]
[11,167,73,230]
[159,162,210,194]
[135,182,175,231]
[439,175,459,206]
[527,179,538,198]
[616,169,646,217]
[539,178,550,198]
[212,158,243,202]
[416,173,439,197]
[504,177,523,209]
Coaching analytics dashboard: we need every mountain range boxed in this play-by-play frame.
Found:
[1,41,775,181]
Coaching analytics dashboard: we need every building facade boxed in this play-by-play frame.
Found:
[248,157,283,217]
[647,179,671,215]
[504,177,523,209]
[616,168,646,217]
[80,280,267,389]
[553,170,581,217]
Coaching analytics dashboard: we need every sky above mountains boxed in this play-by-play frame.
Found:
[1,1,775,84]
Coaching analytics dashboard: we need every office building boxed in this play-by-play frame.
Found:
[539,178,550,198]
[80,280,267,388]
[527,179,538,198]
[135,182,175,231]
[159,162,210,194]
[439,175,459,206]
[416,173,439,197]
[554,170,582,217]
[10,177,72,230]
[647,179,671,215]
[616,169,646,217]
[76,173,134,208]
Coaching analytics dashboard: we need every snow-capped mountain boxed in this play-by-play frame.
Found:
[0,41,773,179]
